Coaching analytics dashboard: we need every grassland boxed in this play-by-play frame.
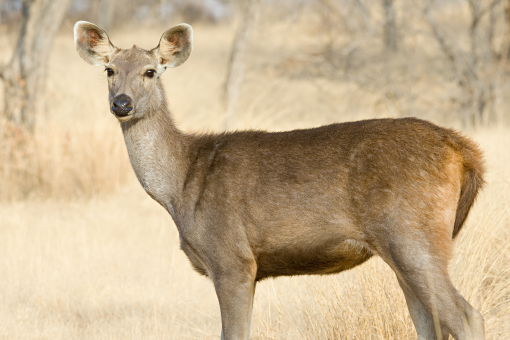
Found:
[0,14,509,340]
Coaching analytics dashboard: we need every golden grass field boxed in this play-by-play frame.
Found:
[1,13,510,340]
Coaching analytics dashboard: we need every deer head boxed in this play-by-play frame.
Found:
[74,21,193,122]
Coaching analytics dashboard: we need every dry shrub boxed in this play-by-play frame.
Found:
[301,260,415,340]
[0,120,131,201]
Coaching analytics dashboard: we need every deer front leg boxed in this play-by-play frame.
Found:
[214,267,257,340]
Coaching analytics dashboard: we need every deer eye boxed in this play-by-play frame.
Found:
[144,69,156,78]
[105,68,114,77]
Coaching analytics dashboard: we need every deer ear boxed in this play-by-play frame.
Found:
[74,21,116,66]
[154,24,193,69]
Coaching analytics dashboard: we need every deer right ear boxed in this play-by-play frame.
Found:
[74,21,116,66]
[153,24,193,70]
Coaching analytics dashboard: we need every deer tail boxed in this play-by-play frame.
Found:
[452,134,486,239]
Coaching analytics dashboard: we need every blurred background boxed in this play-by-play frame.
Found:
[0,0,509,339]
[1,0,510,200]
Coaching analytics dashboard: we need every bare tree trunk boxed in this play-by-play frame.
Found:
[223,0,260,129]
[383,0,398,52]
[0,0,72,131]
[504,0,510,59]
[487,0,497,57]
[97,0,117,33]
[425,0,501,129]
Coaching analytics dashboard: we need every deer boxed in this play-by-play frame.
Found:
[74,21,486,340]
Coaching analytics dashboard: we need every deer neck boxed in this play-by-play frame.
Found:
[120,85,190,218]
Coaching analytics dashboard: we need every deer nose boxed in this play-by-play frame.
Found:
[111,94,133,116]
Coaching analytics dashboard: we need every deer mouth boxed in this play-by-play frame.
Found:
[115,113,134,122]
[111,109,134,122]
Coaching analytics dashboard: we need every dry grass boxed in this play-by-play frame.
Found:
[0,8,510,339]
[0,121,130,200]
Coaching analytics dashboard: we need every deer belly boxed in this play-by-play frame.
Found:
[255,239,372,280]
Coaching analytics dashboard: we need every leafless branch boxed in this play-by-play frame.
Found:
[223,0,260,129]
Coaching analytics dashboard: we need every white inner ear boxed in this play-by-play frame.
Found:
[92,37,114,64]
[158,42,180,67]
[154,42,177,74]
[156,63,167,76]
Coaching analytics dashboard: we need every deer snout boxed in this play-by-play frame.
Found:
[111,94,133,117]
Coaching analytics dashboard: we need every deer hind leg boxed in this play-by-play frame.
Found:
[397,277,449,340]
[379,235,484,340]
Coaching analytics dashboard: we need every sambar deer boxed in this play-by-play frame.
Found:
[74,21,486,340]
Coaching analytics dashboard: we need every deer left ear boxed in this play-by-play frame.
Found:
[153,24,193,70]
[74,21,116,66]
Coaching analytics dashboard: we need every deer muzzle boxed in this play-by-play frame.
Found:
[111,94,134,121]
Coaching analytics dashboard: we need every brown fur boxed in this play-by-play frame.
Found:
[74,21,487,340]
